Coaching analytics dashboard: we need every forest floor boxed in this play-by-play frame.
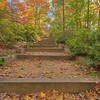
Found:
[0,41,100,99]
[0,39,100,79]
[0,90,100,100]
[0,57,100,79]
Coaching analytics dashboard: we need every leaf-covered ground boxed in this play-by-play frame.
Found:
[0,90,99,100]
[0,58,100,79]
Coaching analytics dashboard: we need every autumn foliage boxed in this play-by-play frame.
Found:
[5,0,50,25]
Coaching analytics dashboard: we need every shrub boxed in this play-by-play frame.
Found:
[54,31,73,44]
[0,19,17,48]
[0,58,6,66]
[66,29,100,67]
[21,24,41,42]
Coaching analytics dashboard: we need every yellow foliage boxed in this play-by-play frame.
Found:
[0,2,5,9]
[12,96,16,100]
[56,95,63,100]
[25,95,34,100]
[40,92,46,98]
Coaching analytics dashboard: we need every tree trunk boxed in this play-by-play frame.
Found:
[98,9,100,28]
[87,0,90,29]
[35,8,37,26]
[80,21,81,28]
[39,10,40,29]
[76,21,79,30]
[63,0,65,32]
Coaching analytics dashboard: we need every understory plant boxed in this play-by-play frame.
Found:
[65,28,100,68]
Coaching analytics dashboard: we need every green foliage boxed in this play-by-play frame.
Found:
[0,6,42,48]
[0,11,42,48]
[66,29,100,67]
[0,60,4,66]
[0,19,16,47]
[0,58,6,66]
[50,18,63,34]
[0,7,17,47]
[55,31,73,44]
[89,72,100,77]
[20,24,41,42]
[3,52,17,56]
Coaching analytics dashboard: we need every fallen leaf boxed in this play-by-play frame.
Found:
[20,68,24,70]
[40,92,46,98]
[4,70,9,73]
[90,97,96,100]
[34,57,41,61]
[12,95,16,100]
[56,94,63,100]
[25,95,34,100]
[52,90,59,95]
[44,70,50,74]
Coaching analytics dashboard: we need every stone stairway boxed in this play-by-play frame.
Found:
[0,37,99,94]
[25,37,57,47]
[16,37,68,60]
[0,78,98,94]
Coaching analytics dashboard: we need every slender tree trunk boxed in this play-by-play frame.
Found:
[87,0,90,29]
[10,0,14,21]
[98,9,100,27]
[76,8,78,30]
[35,8,37,26]
[63,0,65,32]
[80,21,81,28]
[80,10,82,28]
[39,10,40,29]
[76,22,79,30]
[38,2,41,30]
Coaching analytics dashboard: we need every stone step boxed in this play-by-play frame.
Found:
[37,42,56,44]
[38,37,55,43]
[15,54,68,60]
[18,48,64,53]
[24,43,58,48]
[0,78,98,94]
[37,41,56,44]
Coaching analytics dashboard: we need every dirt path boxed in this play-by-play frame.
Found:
[0,39,100,80]
[0,59,99,79]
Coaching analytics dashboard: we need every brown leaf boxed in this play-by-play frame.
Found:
[56,94,63,100]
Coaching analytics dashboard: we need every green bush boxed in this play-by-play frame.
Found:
[20,24,41,42]
[54,31,73,44]
[0,58,7,66]
[66,29,100,67]
[0,8,42,47]
[0,19,42,47]
[0,19,17,47]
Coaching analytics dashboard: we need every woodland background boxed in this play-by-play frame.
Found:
[0,0,100,68]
